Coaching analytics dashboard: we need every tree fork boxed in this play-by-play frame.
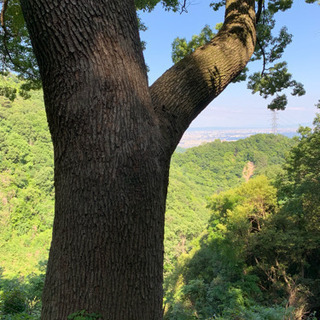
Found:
[151,0,256,152]
[20,0,256,319]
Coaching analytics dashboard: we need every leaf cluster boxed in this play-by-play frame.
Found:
[0,263,45,319]
[247,62,305,110]
[0,0,40,94]
[172,25,218,64]
[135,0,180,12]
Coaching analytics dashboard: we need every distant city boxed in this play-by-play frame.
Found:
[178,127,299,148]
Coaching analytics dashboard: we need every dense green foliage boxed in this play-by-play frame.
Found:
[165,134,294,274]
[0,263,45,319]
[164,176,291,319]
[0,74,53,278]
[164,109,320,319]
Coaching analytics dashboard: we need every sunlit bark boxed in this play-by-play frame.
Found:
[20,0,256,318]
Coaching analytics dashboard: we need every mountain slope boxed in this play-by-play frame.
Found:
[165,134,295,273]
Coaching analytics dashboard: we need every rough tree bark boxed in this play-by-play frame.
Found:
[19,0,256,319]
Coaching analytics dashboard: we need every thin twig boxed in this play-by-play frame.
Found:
[180,0,188,14]
[256,36,267,76]
[256,0,264,24]
[255,0,267,76]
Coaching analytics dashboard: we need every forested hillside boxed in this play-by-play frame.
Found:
[0,74,53,279]
[2,75,320,319]
[165,134,295,274]
[164,117,320,319]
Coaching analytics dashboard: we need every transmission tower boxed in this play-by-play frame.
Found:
[271,110,278,134]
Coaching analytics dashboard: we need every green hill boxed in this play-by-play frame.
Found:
[163,120,320,319]
[165,134,295,273]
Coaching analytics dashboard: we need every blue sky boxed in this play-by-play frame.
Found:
[139,1,320,129]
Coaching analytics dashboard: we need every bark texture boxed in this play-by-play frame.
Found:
[151,0,256,152]
[19,0,256,319]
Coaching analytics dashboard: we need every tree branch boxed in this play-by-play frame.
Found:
[256,0,264,23]
[150,0,256,153]
[0,0,9,29]
[180,0,188,13]
[256,0,267,76]
[257,36,267,76]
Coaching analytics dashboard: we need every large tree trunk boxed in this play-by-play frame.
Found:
[20,0,256,319]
